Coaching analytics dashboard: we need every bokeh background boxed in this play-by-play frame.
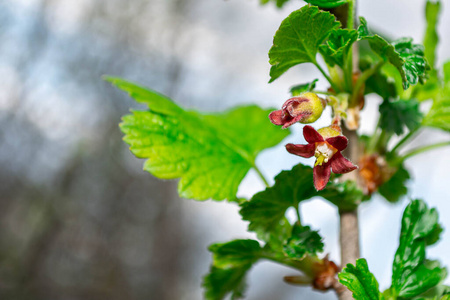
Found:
[1,0,449,299]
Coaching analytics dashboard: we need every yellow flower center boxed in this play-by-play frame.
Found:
[314,142,337,166]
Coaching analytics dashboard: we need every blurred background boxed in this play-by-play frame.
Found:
[0,0,449,299]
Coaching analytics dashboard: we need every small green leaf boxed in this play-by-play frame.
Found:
[357,18,405,90]
[203,265,251,300]
[209,239,262,268]
[261,217,292,252]
[304,0,348,8]
[240,164,316,241]
[204,239,262,300]
[368,37,407,88]
[338,258,383,300]
[358,18,429,90]
[423,0,441,68]
[283,224,324,259]
[379,98,423,135]
[423,61,450,132]
[268,5,340,82]
[290,79,318,96]
[357,17,370,38]
[391,199,446,298]
[318,180,367,211]
[378,164,410,203]
[393,38,430,88]
[319,29,358,68]
[107,77,289,201]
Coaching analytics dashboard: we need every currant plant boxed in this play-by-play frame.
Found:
[105,0,450,299]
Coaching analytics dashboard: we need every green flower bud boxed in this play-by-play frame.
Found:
[269,92,325,128]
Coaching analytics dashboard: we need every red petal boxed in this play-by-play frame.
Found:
[286,143,315,158]
[269,110,286,126]
[313,163,331,191]
[282,113,312,129]
[285,97,308,115]
[326,136,348,151]
[330,152,357,174]
[303,125,324,144]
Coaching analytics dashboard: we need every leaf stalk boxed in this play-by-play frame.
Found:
[400,141,450,162]
[254,165,270,187]
[314,61,341,93]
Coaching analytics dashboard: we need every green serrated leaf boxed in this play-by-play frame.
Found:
[424,0,441,68]
[304,0,348,8]
[379,98,423,135]
[391,199,446,298]
[358,18,429,90]
[104,76,182,115]
[338,258,383,300]
[424,224,444,247]
[318,180,367,211]
[393,38,430,87]
[240,164,316,241]
[204,239,262,300]
[283,224,324,259]
[262,217,292,252]
[106,77,289,201]
[357,18,406,90]
[423,61,450,132]
[357,16,370,38]
[203,265,252,300]
[319,28,358,68]
[378,164,410,203]
[209,239,262,269]
[290,79,318,96]
[268,5,340,82]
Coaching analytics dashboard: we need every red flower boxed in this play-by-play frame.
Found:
[269,93,325,129]
[286,125,357,191]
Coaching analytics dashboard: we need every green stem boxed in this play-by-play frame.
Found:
[261,252,321,278]
[345,0,355,91]
[314,61,340,93]
[367,118,388,154]
[390,129,419,154]
[376,130,392,155]
[367,128,381,153]
[254,165,270,187]
[347,0,355,30]
[296,205,302,225]
[400,141,450,162]
[344,54,353,92]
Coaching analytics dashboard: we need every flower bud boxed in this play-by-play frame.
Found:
[269,92,325,129]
